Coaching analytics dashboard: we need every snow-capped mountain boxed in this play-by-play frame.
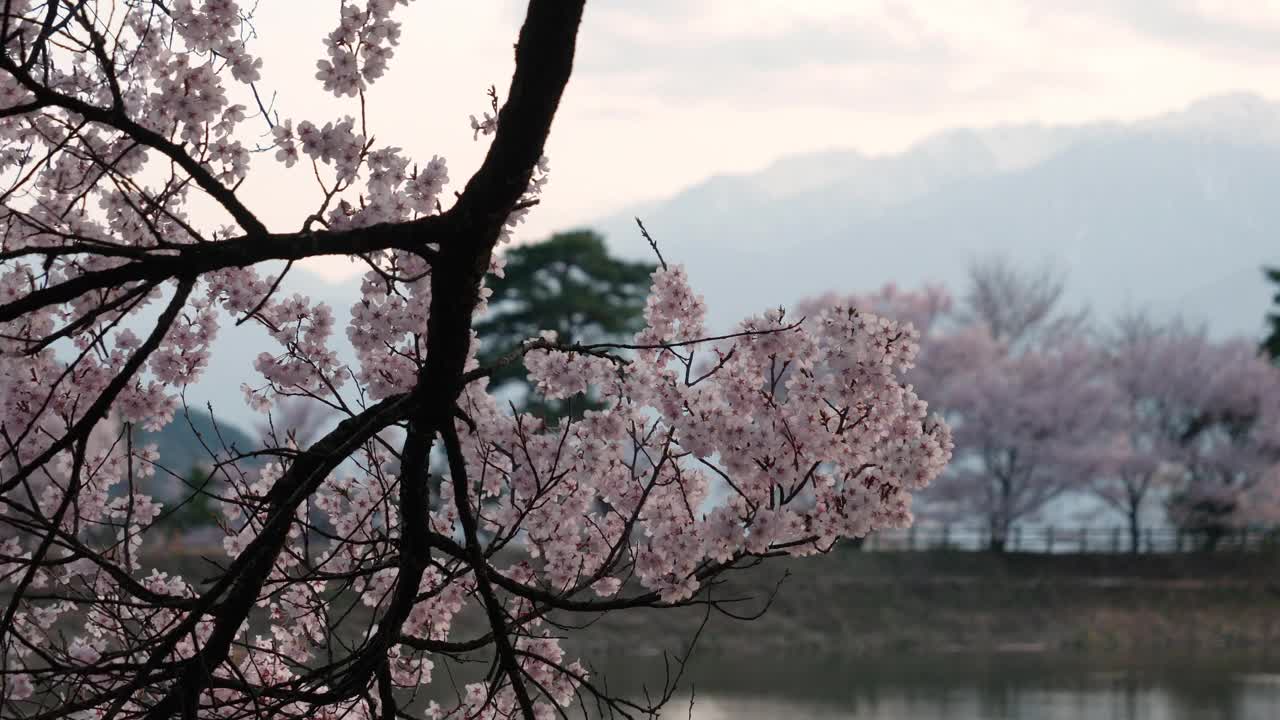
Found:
[596,93,1280,337]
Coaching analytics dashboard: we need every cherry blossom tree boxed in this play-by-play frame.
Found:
[805,261,1112,551]
[1083,313,1280,548]
[1140,329,1280,546]
[927,333,1117,550]
[1084,313,1213,551]
[925,262,1115,551]
[0,2,952,719]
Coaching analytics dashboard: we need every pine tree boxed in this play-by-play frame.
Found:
[476,229,655,419]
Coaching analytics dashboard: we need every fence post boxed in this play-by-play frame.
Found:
[1176,529,1184,553]
[1145,528,1154,554]
[1013,526,1021,552]
[908,525,916,552]
[1080,528,1088,554]
[1111,527,1120,554]
[1046,526,1054,554]
[942,524,950,550]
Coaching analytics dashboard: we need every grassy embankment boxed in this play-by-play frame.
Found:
[565,549,1280,659]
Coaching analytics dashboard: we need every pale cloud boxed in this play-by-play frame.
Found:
[221,2,1280,281]
[1044,0,1280,59]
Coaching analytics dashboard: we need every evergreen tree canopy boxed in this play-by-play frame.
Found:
[1265,267,1280,361]
[475,229,655,414]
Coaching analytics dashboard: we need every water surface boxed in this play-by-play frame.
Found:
[611,653,1280,719]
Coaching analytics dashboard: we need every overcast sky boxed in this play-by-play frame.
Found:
[232,1,1280,281]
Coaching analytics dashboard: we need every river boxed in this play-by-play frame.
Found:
[606,652,1280,719]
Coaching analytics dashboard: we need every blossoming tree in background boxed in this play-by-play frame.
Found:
[804,262,1280,552]
[933,335,1117,550]
[1071,311,1280,550]
[1082,313,1183,552]
[0,1,953,718]
[1131,327,1280,546]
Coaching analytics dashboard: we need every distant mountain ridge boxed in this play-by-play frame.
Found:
[596,92,1280,337]
[139,407,257,491]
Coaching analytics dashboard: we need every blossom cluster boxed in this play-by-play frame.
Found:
[316,0,412,97]
[478,267,952,603]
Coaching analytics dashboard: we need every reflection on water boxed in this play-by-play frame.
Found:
[665,682,1280,720]
[623,654,1280,720]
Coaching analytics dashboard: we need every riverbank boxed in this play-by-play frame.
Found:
[561,549,1280,659]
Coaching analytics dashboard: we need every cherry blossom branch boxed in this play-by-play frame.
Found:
[130,393,412,720]
[1,276,194,495]
[463,320,806,385]
[442,422,537,718]
[634,216,667,271]
[0,45,267,236]
[0,216,449,324]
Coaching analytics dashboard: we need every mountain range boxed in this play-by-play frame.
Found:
[594,92,1280,337]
